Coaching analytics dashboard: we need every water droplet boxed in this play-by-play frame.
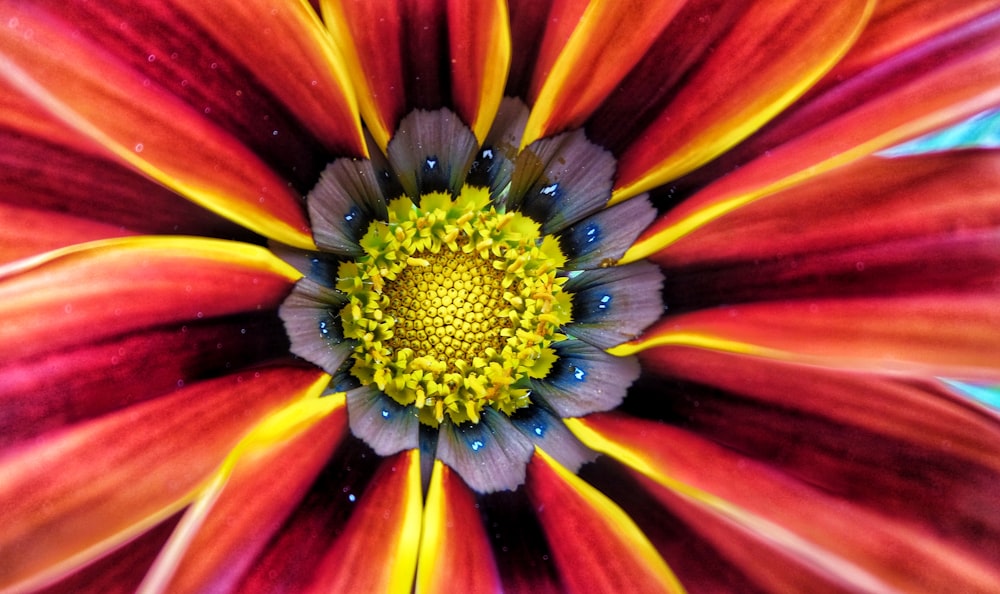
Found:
[147,54,156,62]
[134,143,143,153]
[348,493,356,502]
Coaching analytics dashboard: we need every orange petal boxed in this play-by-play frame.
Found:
[446,0,511,144]
[139,393,347,593]
[0,366,328,593]
[626,8,1000,260]
[0,203,133,265]
[612,0,874,201]
[36,517,180,594]
[651,150,1000,268]
[322,0,508,149]
[0,6,314,248]
[417,461,502,594]
[505,0,588,100]
[303,450,422,593]
[525,448,684,594]
[613,294,1000,379]
[172,0,365,157]
[520,0,686,147]
[0,79,256,248]
[0,236,298,364]
[641,347,1000,475]
[570,414,1000,593]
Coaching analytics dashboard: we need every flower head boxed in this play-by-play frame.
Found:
[2,1,1000,593]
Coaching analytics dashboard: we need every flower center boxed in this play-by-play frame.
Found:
[337,186,572,427]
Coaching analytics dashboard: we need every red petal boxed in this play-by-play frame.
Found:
[417,461,502,594]
[141,394,347,593]
[0,5,314,248]
[630,349,1000,566]
[0,237,297,364]
[303,450,422,593]
[627,7,1000,258]
[446,0,511,144]
[653,150,1000,268]
[570,414,1000,592]
[641,347,1000,478]
[616,294,1000,379]
[674,1,1000,196]
[505,0,588,101]
[232,437,386,592]
[0,202,133,265]
[525,449,684,594]
[168,0,365,157]
[585,0,751,155]
[0,365,328,593]
[37,516,181,594]
[612,0,874,199]
[0,313,288,447]
[322,0,508,149]
[520,0,686,147]
[0,82,258,245]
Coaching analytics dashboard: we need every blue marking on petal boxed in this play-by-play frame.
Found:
[425,157,438,170]
[572,365,586,381]
[540,183,559,196]
[381,408,390,419]
[584,223,600,244]
[471,439,485,452]
[598,294,612,309]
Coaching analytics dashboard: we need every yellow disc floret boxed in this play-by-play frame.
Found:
[337,186,572,427]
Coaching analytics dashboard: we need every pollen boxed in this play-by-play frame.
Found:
[338,186,572,427]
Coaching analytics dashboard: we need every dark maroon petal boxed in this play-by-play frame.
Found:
[580,457,767,593]
[20,0,351,192]
[0,313,289,447]
[300,451,421,592]
[586,0,750,155]
[233,437,384,593]
[630,349,1000,567]
[0,93,258,246]
[147,398,348,593]
[479,489,562,594]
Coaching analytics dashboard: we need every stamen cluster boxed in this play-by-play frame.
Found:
[337,187,572,426]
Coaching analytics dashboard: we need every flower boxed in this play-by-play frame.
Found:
[1,0,1000,592]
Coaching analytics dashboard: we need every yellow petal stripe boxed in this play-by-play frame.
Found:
[138,384,342,594]
[531,448,686,593]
